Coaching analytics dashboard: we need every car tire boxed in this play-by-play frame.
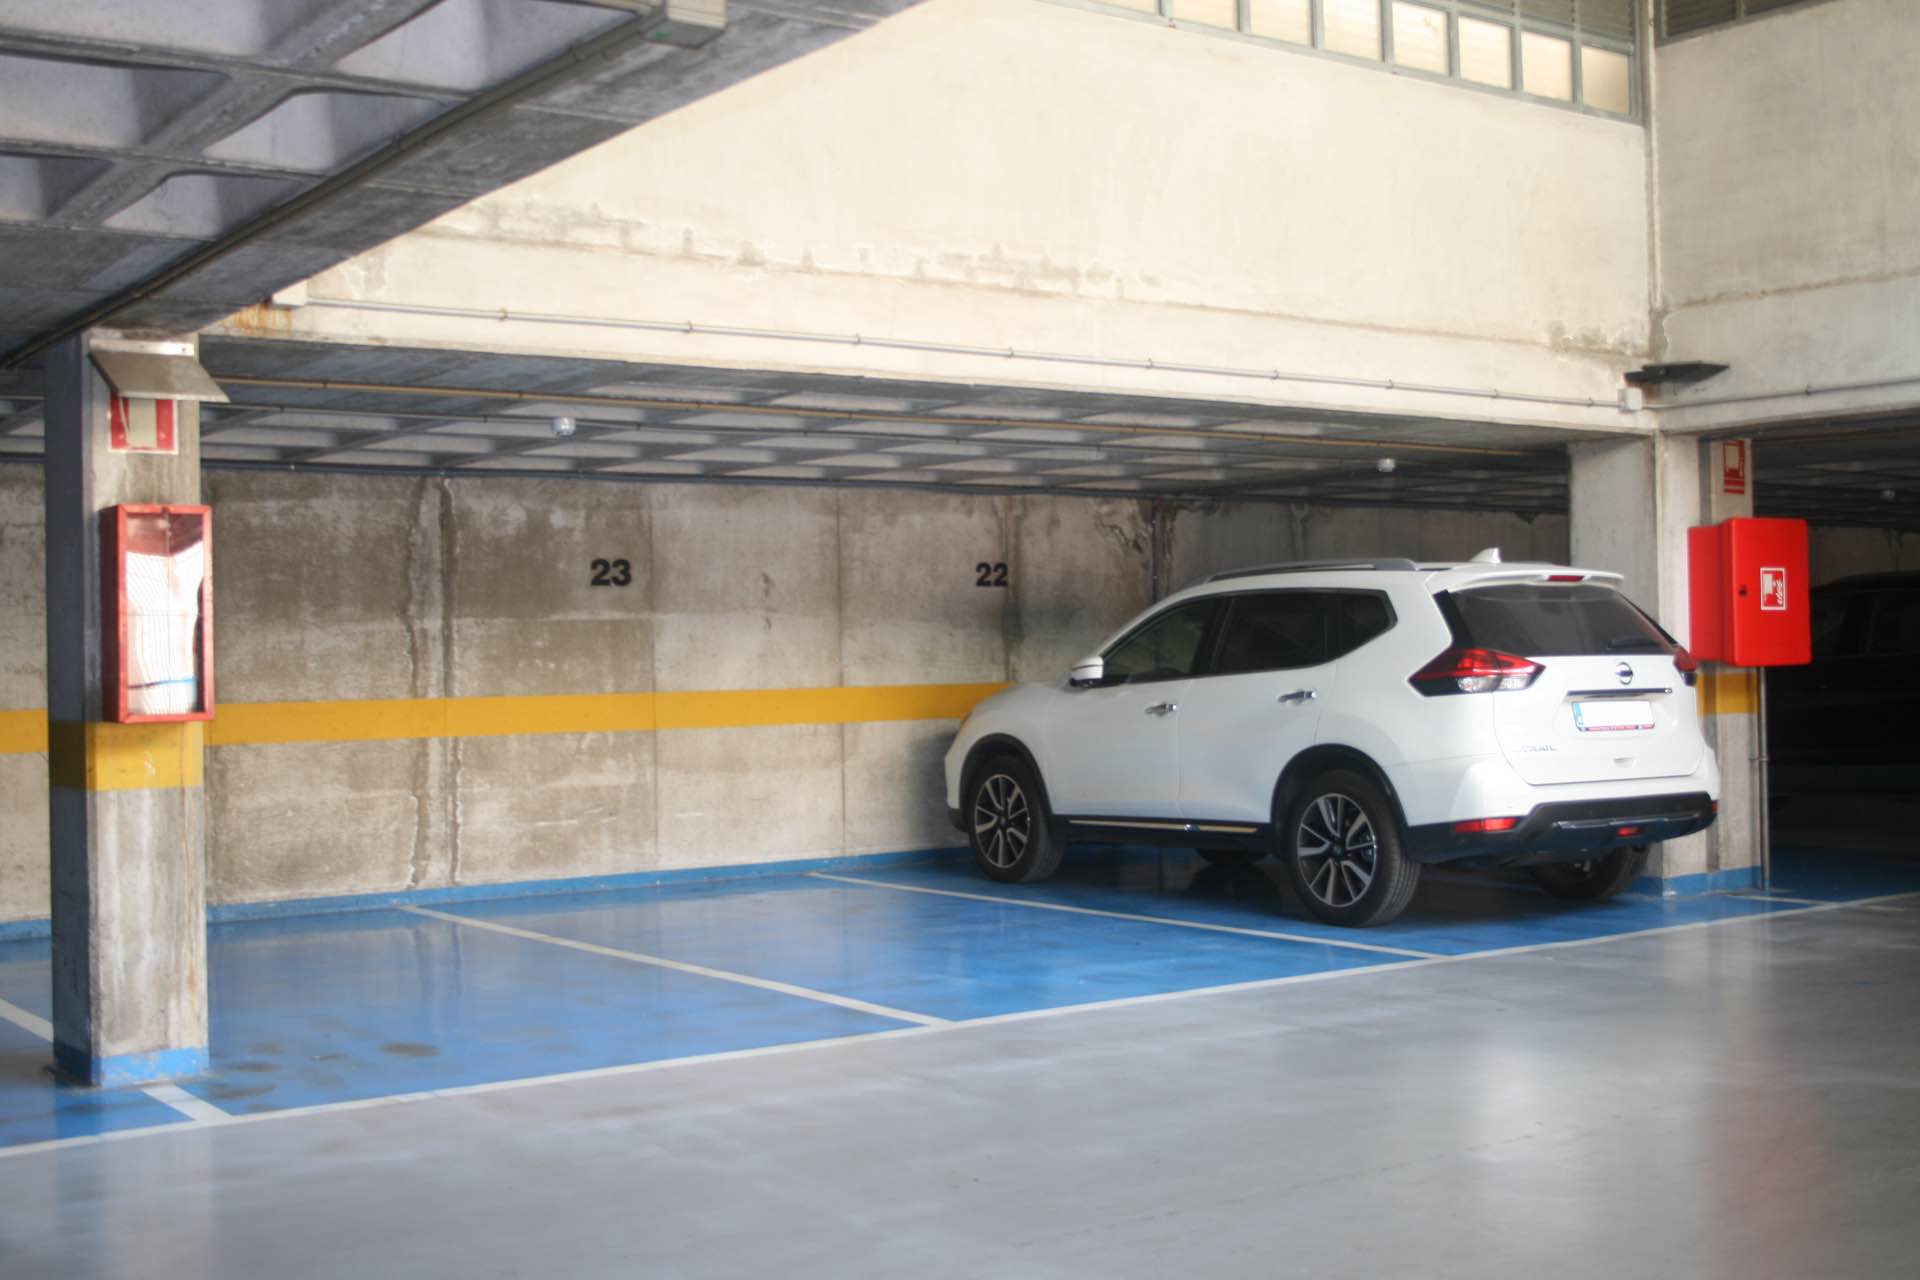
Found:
[1282,769,1420,927]
[967,755,1063,884]
[1196,848,1265,866]
[1529,844,1647,902]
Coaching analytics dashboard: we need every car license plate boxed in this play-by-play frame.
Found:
[1573,700,1654,732]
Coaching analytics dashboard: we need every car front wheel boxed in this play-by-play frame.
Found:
[967,755,1064,884]
[1282,770,1420,927]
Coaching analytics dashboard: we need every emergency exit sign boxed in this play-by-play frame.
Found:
[1720,440,1748,496]
[109,394,178,454]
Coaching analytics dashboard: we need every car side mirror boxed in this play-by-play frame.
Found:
[1069,655,1107,688]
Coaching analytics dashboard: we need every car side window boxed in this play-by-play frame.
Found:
[1866,590,1920,656]
[1104,599,1219,683]
[1212,592,1331,675]
[1808,595,1851,659]
[1330,591,1395,659]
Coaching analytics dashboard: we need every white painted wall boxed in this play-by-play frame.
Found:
[1654,0,1920,433]
[221,0,1652,437]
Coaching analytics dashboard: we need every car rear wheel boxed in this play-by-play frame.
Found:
[967,755,1063,884]
[1282,770,1419,927]
[1529,844,1647,902]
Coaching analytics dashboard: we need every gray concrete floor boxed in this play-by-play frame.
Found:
[4,896,1919,1278]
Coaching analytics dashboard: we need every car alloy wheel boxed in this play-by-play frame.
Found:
[973,772,1031,871]
[967,754,1064,884]
[1293,792,1377,910]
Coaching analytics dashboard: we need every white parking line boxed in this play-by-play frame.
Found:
[0,995,226,1125]
[140,1083,229,1124]
[808,872,1443,959]
[0,996,52,1042]
[2,886,1916,1165]
[400,905,951,1028]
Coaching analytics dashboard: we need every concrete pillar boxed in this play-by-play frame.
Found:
[43,331,208,1085]
[1568,434,1760,894]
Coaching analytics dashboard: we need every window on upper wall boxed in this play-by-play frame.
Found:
[1080,0,1640,120]
[1662,0,1818,41]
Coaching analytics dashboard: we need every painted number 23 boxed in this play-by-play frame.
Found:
[590,558,632,587]
[975,561,1008,588]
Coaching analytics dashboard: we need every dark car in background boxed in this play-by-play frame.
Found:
[1767,572,1920,795]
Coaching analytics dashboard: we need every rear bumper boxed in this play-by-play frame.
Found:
[1405,792,1716,867]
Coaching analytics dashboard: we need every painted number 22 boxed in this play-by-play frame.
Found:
[975,561,1008,588]
[590,558,632,587]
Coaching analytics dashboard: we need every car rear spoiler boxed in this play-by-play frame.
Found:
[1449,567,1625,587]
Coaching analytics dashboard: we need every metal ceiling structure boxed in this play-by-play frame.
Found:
[7,338,1916,523]
[1752,414,1920,531]
[0,336,1592,512]
[0,0,919,364]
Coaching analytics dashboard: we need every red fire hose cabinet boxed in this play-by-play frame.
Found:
[1686,517,1810,668]
[100,503,214,723]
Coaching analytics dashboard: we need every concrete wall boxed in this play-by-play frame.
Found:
[214,0,1650,439]
[0,463,1569,923]
[1654,0,1920,433]
[0,467,46,923]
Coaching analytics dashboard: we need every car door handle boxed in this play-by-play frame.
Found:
[1145,701,1178,716]
[1277,689,1318,704]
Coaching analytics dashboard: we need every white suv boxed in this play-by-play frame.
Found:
[944,554,1720,926]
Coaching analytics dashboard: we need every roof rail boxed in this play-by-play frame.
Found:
[1196,558,1420,585]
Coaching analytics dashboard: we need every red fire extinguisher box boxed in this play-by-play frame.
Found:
[100,503,215,723]
[1687,517,1810,667]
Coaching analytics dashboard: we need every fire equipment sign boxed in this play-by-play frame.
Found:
[1760,566,1788,612]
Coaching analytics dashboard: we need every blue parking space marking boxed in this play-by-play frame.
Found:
[836,847,1803,957]
[2,846,1915,1154]
[1763,846,1920,902]
[0,944,195,1149]
[0,1023,193,1148]
[175,908,911,1115]
[0,939,53,1021]
[438,874,1400,1022]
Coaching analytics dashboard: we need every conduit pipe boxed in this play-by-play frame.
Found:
[289,297,1625,412]
[286,298,1920,424]
[1654,374,1920,419]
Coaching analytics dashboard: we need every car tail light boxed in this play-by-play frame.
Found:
[1453,816,1521,834]
[1410,647,1543,695]
[1672,645,1699,674]
[1616,825,1643,837]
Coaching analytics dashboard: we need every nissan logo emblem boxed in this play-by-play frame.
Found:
[1615,662,1633,685]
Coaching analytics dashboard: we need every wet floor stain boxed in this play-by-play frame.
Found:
[381,1041,439,1058]
[226,1060,279,1074]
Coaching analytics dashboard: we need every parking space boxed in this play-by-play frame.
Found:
[6,843,1917,1158]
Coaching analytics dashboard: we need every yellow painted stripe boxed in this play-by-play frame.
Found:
[47,721,204,791]
[0,673,1768,762]
[0,683,1009,756]
[211,697,448,745]
[1697,670,1758,717]
[0,709,44,754]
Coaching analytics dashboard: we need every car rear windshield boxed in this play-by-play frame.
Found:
[1441,583,1671,657]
